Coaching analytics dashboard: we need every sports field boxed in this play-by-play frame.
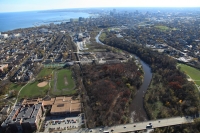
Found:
[18,68,54,99]
[10,68,54,99]
[57,69,75,90]
[50,69,76,96]
[9,68,76,100]
[155,25,170,31]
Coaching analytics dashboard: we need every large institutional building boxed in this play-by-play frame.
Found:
[43,96,81,116]
[1,102,43,132]
[1,96,81,132]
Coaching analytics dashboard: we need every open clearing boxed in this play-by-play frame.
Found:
[155,25,170,31]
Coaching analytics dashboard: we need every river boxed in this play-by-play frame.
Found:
[95,30,153,122]
[130,59,152,122]
[95,29,105,45]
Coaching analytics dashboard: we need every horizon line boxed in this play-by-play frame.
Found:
[0,6,200,13]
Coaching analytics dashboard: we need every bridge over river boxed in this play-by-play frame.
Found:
[80,116,194,133]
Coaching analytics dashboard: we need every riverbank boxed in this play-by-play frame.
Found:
[101,33,200,123]
[129,59,152,122]
[95,30,152,123]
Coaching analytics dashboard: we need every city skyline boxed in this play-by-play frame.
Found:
[0,0,200,12]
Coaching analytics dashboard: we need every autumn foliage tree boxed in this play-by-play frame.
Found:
[82,61,142,127]
[103,34,200,119]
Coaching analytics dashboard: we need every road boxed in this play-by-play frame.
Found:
[80,116,193,133]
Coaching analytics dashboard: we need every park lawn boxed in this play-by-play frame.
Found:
[9,83,23,92]
[155,25,170,31]
[56,69,75,90]
[19,81,48,99]
[178,63,200,80]
[37,68,54,79]
[193,81,200,86]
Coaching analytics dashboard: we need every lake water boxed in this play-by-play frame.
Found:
[0,11,90,32]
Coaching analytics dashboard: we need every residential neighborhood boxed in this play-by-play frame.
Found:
[0,7,200,133]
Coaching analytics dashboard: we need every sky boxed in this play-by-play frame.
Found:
[0,0,200,12]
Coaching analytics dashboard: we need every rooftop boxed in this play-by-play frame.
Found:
[1,103,42,127]
[44,97,81,114]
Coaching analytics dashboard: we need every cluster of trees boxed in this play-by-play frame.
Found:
[0,82,10,96]
[82,61,143,127]
[103,36,200,119]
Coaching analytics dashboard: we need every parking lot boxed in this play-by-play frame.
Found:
[43,114,84,132]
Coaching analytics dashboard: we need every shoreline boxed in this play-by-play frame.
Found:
[0,11,92,32]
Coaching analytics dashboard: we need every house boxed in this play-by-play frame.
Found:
[0,64,8,72]
[0,105,10,115]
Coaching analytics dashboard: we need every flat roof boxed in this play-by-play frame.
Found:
[42,98,55,106]
[1,105,21,127]
[51,103,70,113]
[49,97,81,114]
[1,103,42,127]
[70,103,81,112]
[24,103,42,124]
[16,106,34,121]
[22,98,42,105]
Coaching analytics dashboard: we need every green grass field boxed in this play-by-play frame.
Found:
[50,68,76,96]
[18,68,54,98]
[37,68,54,78]
[178,63,200,86]
[14,68,54,99]
[9,83,23,92]
[194,81,200,86]
[99,32,106,42]
[57,69,75,90]
[178,63,200,80]
[19,81,48,99]
[8,68,76,99]
[155,25,170,31]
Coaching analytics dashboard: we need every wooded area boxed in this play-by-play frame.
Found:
[81,61,143,127]
[103,35,200,119]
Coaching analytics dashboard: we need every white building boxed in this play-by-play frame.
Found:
[0,34,8,39]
